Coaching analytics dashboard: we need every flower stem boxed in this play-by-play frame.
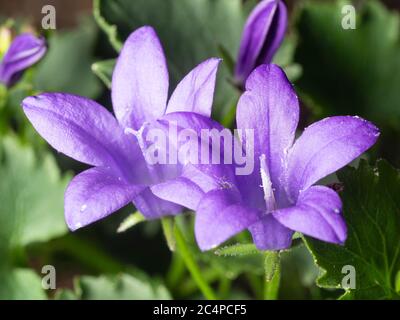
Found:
[263,256,281,300]
[166,252,186,289]
[174,223,217,300]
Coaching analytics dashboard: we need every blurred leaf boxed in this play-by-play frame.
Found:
[214,243,258,256]
[58,273,171,300]
[0,268,46,300]
[304,160,400,299]
[273,34,298,67]
[34,18,101,98]
[396,270,400,294]
[117,211,145,233]
[296,0,400,128]
[279,245,321,300]
[283,63,302,83]
[217,44,235,76]
[161,217,176,252]
[273,35,302,82]
[0,135,70,265]
[0,84,7,108]
[91,59,115,89]
[94,0,244,119]
[54,289,76,300]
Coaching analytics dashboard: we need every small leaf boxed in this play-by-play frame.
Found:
[264,251,280,282]
[91,59,115,89]
[161,217,176,252]
[214,243,258,257]
[117,211,145,233]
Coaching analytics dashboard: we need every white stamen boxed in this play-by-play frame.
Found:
[260,154,276,212]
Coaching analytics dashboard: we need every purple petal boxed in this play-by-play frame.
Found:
[236,64,299,205]
[133,188,182,219]
[22,93,147,183]
[151,162,238,211]
[151,176,204,210]
[65,167,143,231]
[248,215,294,251]
[159,111,225,132]
[112,26,169,130]
[166,58,221,117]
[149,112,239,210]
[287,116,380,201]
[195,189,260,251]
[235,0,287,83]
[0,33,46,87]
[157,112,235,177]
[273,186,347,244]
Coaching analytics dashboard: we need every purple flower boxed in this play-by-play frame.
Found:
[21,26,221,230]
[156,64,380,251]
[0,33,46,87]
[235,0,287,85]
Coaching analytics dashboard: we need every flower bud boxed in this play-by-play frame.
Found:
[0,33,46,87]
[235,0,287,84]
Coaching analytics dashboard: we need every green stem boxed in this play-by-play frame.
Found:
[178,268,220,297]
[218,276,231,299]
[246,273,264,300]
[264,261,281,300]
[174,224,217,300]
[166,252,186,289]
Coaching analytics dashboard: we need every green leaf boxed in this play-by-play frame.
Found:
[0,135,70,265]
[34,18,101,98]
[214,243,258,257]
[0,268,46,300]
[117,211,145,233]
[58,273,171,300]
[94,0,244,119]
[304,160,400,299]
[264,251,280,282]
[296,0,400,128]
[91,59,115,89]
